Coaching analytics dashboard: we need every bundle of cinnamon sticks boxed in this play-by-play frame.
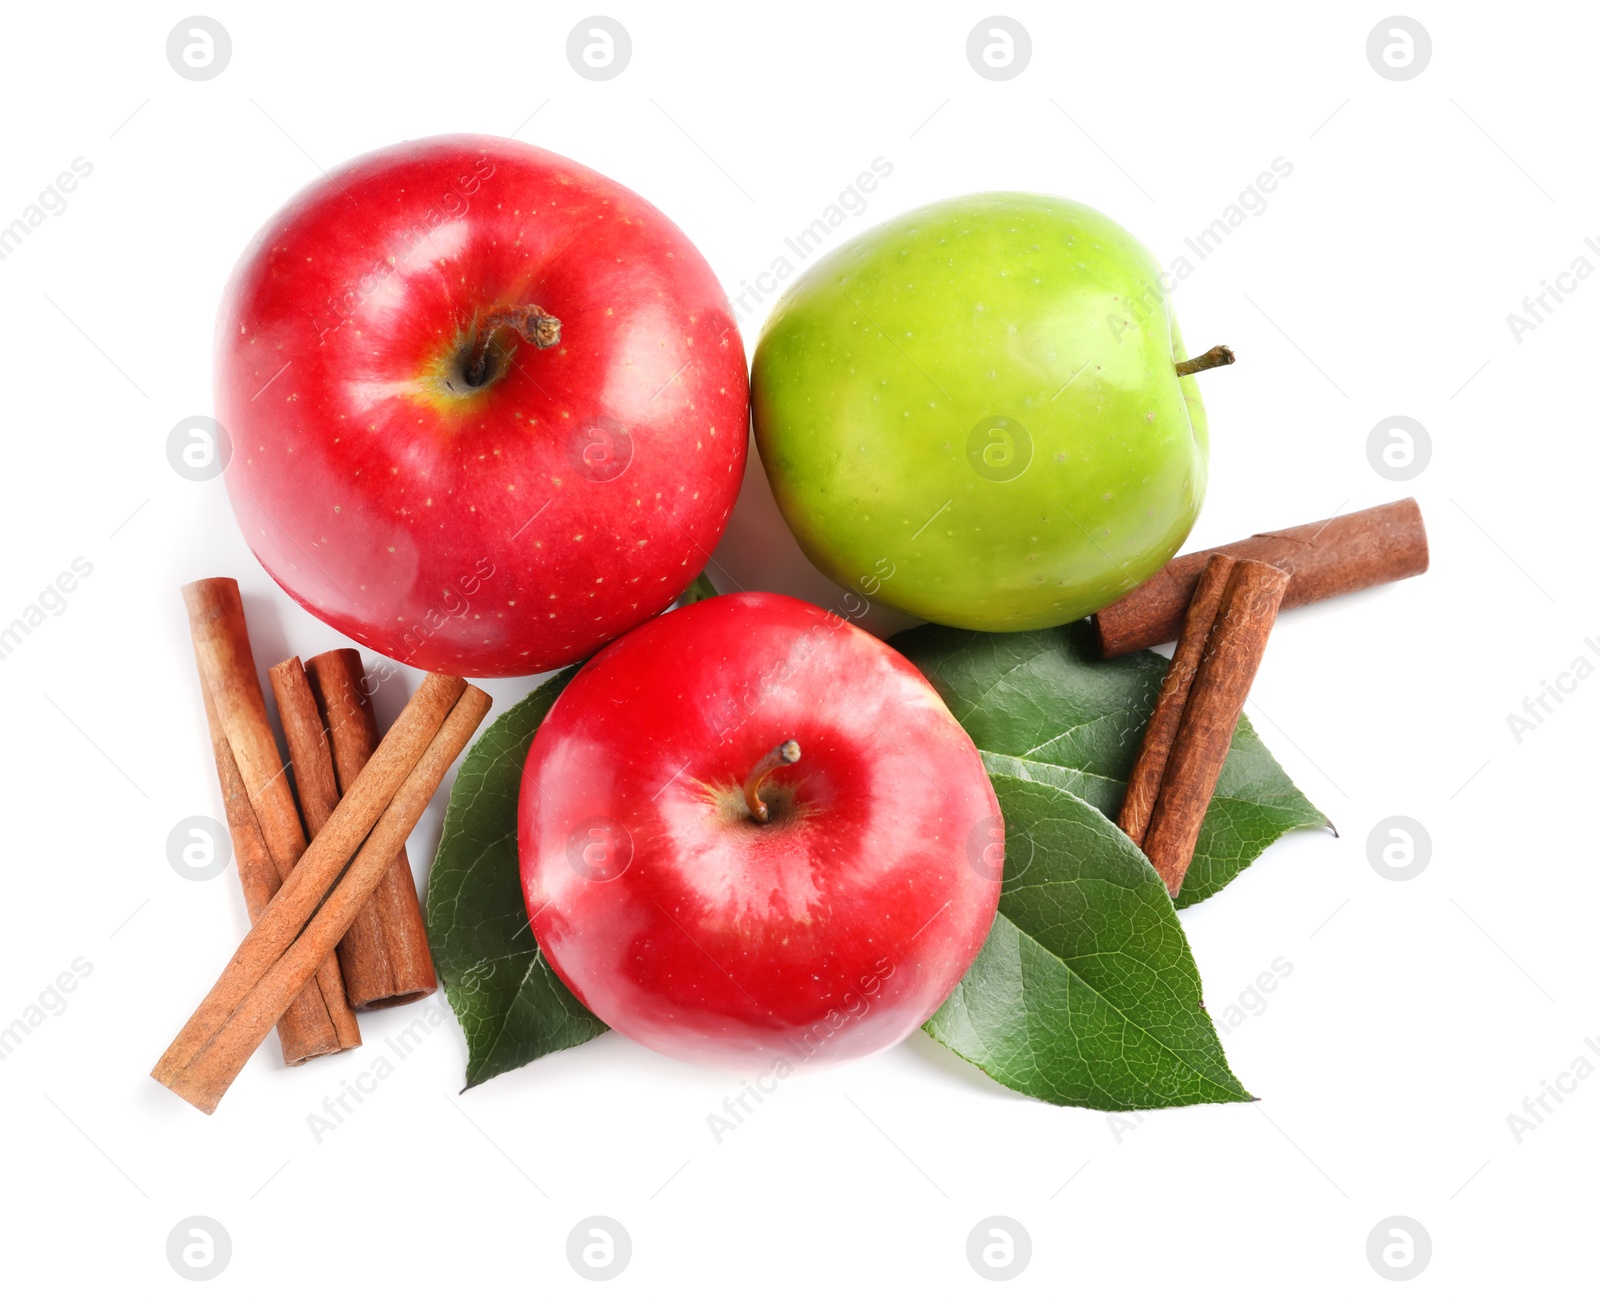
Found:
[1109,499,1429,896]
[156,578,490,1112]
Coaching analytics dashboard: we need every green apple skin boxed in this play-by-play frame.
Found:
[751,192,1210,631]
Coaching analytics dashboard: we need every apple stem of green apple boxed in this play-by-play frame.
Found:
[744,739,802,824]
[1174,344,1235,377]
[462,305,563,386]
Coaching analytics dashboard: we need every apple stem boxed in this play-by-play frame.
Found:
[463,305,562,386]
[1175,344,1235,377]
[743,740,801,824]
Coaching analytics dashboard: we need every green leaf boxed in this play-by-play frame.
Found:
[925,773,1251,1109]
[676,569,719,607]
[425,666,607,1089]
[891,621,1327,906]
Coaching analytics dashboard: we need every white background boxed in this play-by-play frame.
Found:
[1,2,1594,1293]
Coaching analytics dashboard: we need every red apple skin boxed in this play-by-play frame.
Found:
[518,592,1003,1066]
[215,134,748,676]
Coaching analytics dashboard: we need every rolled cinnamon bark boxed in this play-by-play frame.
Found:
[268,658,341,832]
[182,578,360,1058]
[1141,560,1289,897]
[1092,499,1428,657]
[197,673,343,1064]
[272,651,437,1008]
[153,675,489,1113]
[272,656,409,1009]
[1116,553,1236,848]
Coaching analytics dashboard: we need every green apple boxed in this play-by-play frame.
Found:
[751,192,1227,631]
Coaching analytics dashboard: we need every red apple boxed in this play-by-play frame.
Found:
[215,134,748,676]
[518,592,1002,1066]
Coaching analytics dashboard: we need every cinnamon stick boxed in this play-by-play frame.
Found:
[182,578,360,1056]
[1141,560,1289,897]
[269,656,387,1009]
[1092,499,1428,657]
[1116,553,1236,847]
[153,675,489,1113]
[198,672,343,1064]
[311,650,438,1007]
[274,652,438,1008]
